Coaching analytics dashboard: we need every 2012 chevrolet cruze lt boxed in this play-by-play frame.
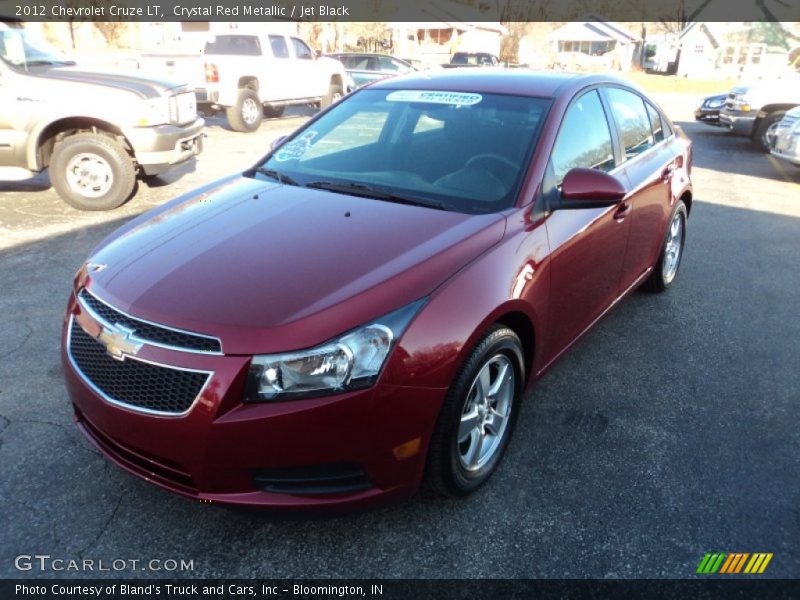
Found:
[62,71,693,509]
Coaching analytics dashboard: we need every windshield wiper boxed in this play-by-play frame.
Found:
[250,167,300,187]
[306,181,447,211]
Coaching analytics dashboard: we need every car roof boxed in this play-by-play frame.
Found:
[368,69,642,99]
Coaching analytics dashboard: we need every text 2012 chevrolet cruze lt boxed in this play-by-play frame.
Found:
[62,71,693,509]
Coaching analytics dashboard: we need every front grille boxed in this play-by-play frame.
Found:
[251,462,372,495]
[79,289,221,353]
[69,321,210,415]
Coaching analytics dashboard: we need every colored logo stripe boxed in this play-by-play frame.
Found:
[697,552,773,574]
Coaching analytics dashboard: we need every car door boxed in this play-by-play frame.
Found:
[264,35,293,102]
[603,87,676,291]
[0,41,29,167]
[542,88,632,363]
[289,37,319,98]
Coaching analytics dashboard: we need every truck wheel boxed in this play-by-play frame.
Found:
[263,105,285,118]
[320,83,343,109]
[49,132,136,211]
[752,111,784,152]
[226,88,263,133]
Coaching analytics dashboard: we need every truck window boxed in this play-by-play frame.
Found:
[205,35,262,56]
[269,35,290,59]
[290,38,314,60]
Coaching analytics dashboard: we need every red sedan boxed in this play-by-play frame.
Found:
[62,71,692,508]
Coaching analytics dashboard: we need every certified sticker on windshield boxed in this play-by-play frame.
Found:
[386,90,483,106]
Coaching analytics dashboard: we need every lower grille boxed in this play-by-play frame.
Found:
[68,320,210,415]
[252,462,372,495]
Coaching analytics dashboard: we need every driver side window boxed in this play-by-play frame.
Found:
[551,90,616,183]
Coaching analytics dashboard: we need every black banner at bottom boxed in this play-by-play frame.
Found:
[3,579,800,600]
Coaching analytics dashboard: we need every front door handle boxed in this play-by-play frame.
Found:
[661,164,675,181]
[614,201,631,221]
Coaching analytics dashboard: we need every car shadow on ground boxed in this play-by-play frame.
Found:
[200,105,318,134]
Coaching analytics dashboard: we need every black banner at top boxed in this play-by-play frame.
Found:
[0,0,798,22]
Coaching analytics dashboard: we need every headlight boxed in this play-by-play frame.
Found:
[245,299,427,401]
[136,98,170,126]
[731,96,753,112]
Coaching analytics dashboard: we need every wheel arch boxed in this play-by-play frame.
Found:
[29,117,131,171]
[238,76,259,93]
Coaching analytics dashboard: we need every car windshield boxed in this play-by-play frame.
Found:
[258,89,550,214]
[0,28,75,67]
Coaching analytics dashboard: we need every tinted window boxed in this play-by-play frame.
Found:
[205,35,261,56]
[646,101,664,143]
[551,90,615,183]
[261,90,549,214]
[291,37,314,60]
[269,35,289,59]
[606,88,654,159]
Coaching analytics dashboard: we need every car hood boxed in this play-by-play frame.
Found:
[83,176,506,354]
[35,66,183,98]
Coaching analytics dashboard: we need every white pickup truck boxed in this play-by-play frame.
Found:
[195,32,347,132]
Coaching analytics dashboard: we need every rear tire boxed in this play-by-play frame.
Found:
[641,200,688,293]
[226,88,263,133]
[426,325,524,497]
[320,83,344,109]
[49,132,135,211]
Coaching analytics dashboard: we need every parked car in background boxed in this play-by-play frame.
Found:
[694,93,727,126]
[326,53,415,89]
[198,33,347,132]
[63,70,693,509]
[770,106,800,166]
[0,22,203,210]
[719,77,800,151]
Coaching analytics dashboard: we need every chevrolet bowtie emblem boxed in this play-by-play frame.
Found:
[96,324,143,361]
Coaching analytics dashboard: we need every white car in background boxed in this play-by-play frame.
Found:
[770,106,800,166]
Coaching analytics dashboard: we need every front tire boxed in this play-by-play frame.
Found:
[226,88,263,133]
[642,200,688,293]
[752,111,784,152]
[426,326,524,497]
[49,132,136,211]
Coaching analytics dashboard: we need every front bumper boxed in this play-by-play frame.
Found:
[124,118,205,176]
[770,136,800,166]
[719,110,756,136]
[694,108,722,125]
[61,291,445,509]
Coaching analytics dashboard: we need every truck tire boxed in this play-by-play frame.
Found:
[226,88,263,133]
[49,132,136,211]
[752,111,784,152]
[320,83,344,109]
[263,105,285,118]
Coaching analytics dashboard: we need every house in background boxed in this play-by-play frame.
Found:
[676,21,799,79]
[546,18,641,71]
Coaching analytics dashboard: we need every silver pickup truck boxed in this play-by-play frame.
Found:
[0,23,204,210]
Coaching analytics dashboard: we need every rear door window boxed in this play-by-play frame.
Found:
[268,35,289,59]
[645,101,665,143]
[606,88,655,159]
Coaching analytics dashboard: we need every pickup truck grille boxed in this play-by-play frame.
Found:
[169,92,197,125]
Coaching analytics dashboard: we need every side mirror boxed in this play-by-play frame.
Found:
[554,168,626,210]
[270,135,287,150]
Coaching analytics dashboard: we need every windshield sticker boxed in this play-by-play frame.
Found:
[386,90,482,106]
[273,131,318,162]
